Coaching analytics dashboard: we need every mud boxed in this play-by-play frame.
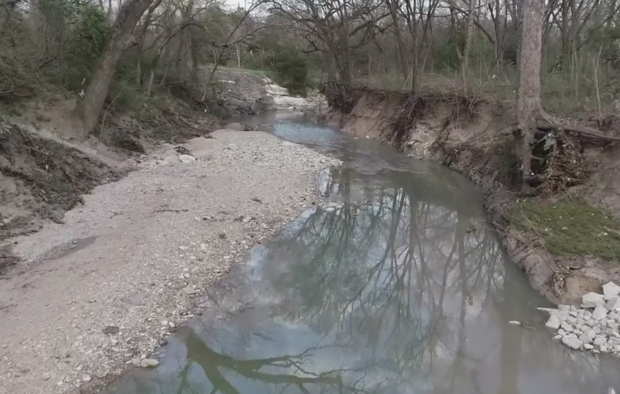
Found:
[321,89,620,305]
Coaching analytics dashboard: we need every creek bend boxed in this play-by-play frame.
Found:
[104,117,620,394]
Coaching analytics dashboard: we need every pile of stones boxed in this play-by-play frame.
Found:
[540,281,620,354]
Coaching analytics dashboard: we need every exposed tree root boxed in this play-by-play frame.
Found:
[388,91,480,149]
[324,82,360,114]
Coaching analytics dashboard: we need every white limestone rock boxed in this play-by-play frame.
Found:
[582,292,606,308]
[579,332,593,345]
[606,297,620,311]
[546,315,561,330]
[603,282,620,300]
[179,154,196,163]
[593,306,609,320]
[140,358,160,368]
[561,322,574,333]
[562,334,583,350]
[594,335,607,347]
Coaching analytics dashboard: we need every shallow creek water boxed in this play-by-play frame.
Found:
[105,117,620,394]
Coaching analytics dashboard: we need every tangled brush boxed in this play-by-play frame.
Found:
[532,130,590,197]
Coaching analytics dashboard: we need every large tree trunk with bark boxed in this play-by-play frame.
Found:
[73,0,154,138]
[515,0,545,194]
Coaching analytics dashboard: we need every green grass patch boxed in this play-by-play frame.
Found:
[507,197,620,261]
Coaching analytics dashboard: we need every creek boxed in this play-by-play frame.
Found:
[104,116,620,394]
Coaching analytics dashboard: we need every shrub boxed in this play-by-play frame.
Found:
[272,51,309,96]
[63,5,109,89]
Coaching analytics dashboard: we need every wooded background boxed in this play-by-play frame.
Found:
[0,0,617,132]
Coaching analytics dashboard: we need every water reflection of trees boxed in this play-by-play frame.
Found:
[268,171,505,391]
[131,328,384,394]
[176,330,354,394]
[114,168,620,394]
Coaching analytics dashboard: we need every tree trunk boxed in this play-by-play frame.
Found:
[461,0,476,86]
[236,44,241,68]
[515,0,545,194]
[135,0,163,88]
[201,48,224,101]
[136,61,142,86]
[410,36,419,95]
[73,0,154,138]
[326,52,337,83]
[385,0,408,77]
[146,50,162,96]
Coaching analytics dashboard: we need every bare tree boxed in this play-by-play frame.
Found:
[73,0,155,137]
[200,0,265,101]
[460,0,477,85]
[514,0,545,194]
[385,0,408,77]
[268,0,387,86]
[134,0,164,87]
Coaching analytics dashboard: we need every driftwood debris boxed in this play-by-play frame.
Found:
[511,118,614,196]
[536,121,620,144]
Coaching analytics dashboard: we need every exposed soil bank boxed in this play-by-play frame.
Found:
[0,123,132,274]
[0,130,339,394]
[320,89,620,305]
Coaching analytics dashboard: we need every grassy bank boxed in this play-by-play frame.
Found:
[508,197,620,261]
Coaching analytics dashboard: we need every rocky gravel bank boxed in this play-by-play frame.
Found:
[0,130,340,394]
[541,281,620,355]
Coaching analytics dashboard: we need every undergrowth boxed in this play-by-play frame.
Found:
[508,196,620,261]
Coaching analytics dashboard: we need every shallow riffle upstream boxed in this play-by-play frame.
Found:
[104,116,620,394]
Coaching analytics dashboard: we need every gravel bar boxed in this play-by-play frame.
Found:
[0,130,340,394]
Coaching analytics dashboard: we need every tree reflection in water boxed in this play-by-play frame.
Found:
[107,167,620,394]
[267,168,503,392]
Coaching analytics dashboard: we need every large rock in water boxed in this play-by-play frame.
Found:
[562,334,583,350]
[604,282,620,300]
[545,315,561,329]
[582,292,606,308]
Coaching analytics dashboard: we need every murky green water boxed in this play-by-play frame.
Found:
[105,119,620,394]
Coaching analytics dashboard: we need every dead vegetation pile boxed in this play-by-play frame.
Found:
[530,129,590,197]
[526,115,620,197]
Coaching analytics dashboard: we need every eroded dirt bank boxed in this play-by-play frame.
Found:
[0,123,133,275]
[321,89,620,305]
[0,130,339,394]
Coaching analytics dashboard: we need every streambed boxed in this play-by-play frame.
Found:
[104,118,620,394]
